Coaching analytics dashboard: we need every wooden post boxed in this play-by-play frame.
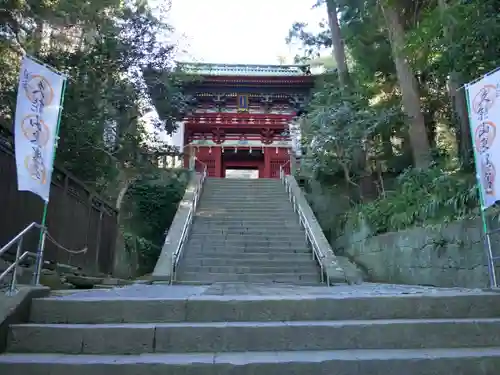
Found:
[263,148,271,178]
[214,147,223,178]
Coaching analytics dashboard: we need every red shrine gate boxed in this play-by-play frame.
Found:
[178,63,313,178]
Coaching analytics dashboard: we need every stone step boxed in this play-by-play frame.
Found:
[176,272,320,284]
[193,216,298,222]
[194,214,299,221]
[199,200,290,205]
[184,245,311,253]
[204,179,285,189]
[198,206,292,211]
[204,185,284,189]
[192,220,301,228]
[2,348,500,374]
[201,192,288,197]
[191,226,303,233]
[178,265,319,275]
[8,318,500,354]
[201,197,288,202]
[203,190,285,194]
[195,211,296,217]
[29,293,500,324]
[201,191,288,197]
[190,228,304,236]
[174,280,323,286]
[207,177,281,185]
[180,252,314,262]
[181,257,315,268]
[202,191,288,196]
[187,237,308,246]
[188,233,307,241]
[206,178,282,183]
[186,245,312,256]
[196,208,294,214]
[204,183,283,188]
[200,197,290,202]
[203,186,284,190]
[204,186,284,189]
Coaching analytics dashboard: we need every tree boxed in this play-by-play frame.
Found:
[378,0,432,169]
[437,0,472,169]
[324,0,351,88]
[1,0,189,204]
[1,0,191,274]
[287,0,500,233]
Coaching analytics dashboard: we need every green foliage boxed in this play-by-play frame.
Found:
[289,0,500,236]
[1,0,191,274]
[122,170,189,273]
[405,0,500,84]
[346,166,478,235]
[302,74,404,182]
[0,0,187,192]
[122,232,161,276]
[128,171,188,244]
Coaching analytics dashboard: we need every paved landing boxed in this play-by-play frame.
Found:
[48,282,488,300]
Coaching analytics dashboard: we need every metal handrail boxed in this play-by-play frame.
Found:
[0,222,45,295]
[279,160,291,179]
[170,158,208,284]
[279,166,327,284]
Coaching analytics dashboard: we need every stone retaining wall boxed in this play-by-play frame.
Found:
[337,219,496,288]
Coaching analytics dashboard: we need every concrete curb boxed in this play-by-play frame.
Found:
[0,286,50,353]
[284,176,363,285]
[152,173,202,282]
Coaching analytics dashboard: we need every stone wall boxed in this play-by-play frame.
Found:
[336,219,495,288]
[303,180,495,288]
[304,180,352,244]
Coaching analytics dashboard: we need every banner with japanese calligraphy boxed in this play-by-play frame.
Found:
[14,57,66,202]
[466,69,500,209]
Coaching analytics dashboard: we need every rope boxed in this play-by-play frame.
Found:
[44,231,88,254]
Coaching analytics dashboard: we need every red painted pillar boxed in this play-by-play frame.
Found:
[263,148,271,178]
[213,147,222,178]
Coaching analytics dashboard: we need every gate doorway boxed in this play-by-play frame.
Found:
[222,148,264,178]
[225,168,259,179]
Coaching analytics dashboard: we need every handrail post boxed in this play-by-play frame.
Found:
[32,226,47,285]
[279,160,290,182]
[6,238,23,296]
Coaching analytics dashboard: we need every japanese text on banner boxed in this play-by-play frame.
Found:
[14,57,65,202]
[466,69,500,209]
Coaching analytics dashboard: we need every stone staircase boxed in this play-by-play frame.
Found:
[175,178,322,285]
[2,285,500,374]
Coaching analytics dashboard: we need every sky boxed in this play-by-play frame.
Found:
[166,0,326,65]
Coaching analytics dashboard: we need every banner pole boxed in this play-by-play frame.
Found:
[32,77,68,285]
[464,84,497,288]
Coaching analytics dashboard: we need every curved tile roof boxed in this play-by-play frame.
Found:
[176,62,311,77]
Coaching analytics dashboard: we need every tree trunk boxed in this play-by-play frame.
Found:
[380,3,432,169]
[115,172,136,211]
[32,20,44,54]
[326,0,351,89]
[438,0,473,169]
[449,75,473,168]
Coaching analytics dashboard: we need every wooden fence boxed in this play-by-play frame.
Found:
[0,129,118,275]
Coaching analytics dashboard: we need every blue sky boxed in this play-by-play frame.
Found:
[167,0,325,64]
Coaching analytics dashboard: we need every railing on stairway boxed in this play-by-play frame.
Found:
[0,222,45,295]
[170,158,208,284]
[279,162,327,284]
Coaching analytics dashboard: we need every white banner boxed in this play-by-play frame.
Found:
[466,69,500,209]
[14,57,66,202]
